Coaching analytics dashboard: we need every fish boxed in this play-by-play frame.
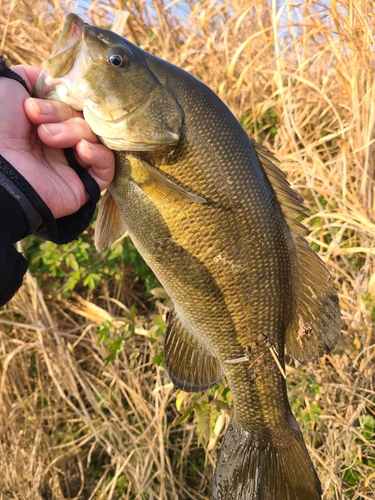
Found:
[35,13,341,499]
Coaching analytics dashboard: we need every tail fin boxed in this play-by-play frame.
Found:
[212,419,321,500]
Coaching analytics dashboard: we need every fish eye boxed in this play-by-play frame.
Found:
[106,48,129,68]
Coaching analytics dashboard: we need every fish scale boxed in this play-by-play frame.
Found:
[112,148,291,429]
[35,13,340,499]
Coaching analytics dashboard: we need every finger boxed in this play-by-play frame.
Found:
[37,117,100,148]
[76,140,115,191]
[11,65,42,92]
[24,97,83,124]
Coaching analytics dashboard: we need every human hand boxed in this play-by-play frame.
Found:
[0,65,114,219]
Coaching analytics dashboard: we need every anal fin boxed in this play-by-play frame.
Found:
[165,305,222,392]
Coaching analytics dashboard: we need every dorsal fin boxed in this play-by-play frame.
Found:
[252,141,340,362]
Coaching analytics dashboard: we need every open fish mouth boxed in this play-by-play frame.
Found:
[34,15,91,108]
[51,14,85,61]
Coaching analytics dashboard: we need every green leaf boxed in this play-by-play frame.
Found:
[175,407,192,426]
[343,468,362,486]
[152,351,164,366]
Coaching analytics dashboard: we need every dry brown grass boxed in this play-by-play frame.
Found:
[0,0,375,498]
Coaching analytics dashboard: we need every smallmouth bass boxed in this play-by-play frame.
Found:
[35,14,341,499]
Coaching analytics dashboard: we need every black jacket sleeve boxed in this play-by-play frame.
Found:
[0,152,100,307]
[0,153,100,307]
[0,184,29,305]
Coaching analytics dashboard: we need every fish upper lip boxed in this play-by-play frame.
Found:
[51,14,84,58]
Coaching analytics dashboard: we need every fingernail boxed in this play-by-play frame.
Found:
[80,139,96,151]
[29,98,54,116]
[41,123,64,136]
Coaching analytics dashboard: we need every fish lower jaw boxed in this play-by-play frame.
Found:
[36,80,84,111]
[54,85,83,110]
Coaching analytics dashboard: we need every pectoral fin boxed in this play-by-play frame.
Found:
[95,190,127,252]
[128,156,206,205]
[165,305,222,392]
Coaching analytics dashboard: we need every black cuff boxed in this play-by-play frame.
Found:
[64,148,100,205]
[0,55,30,94]
[0,164,44,237]
[0,154,98,244]
[0,184,29,242]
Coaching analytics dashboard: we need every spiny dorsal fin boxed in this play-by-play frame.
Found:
[95,190,127,252]
[252,141,340,362]
[165,305,222,392]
